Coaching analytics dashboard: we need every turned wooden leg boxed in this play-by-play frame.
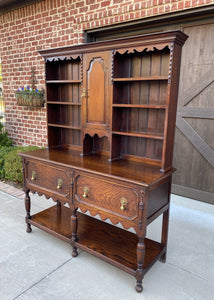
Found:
[25,190,32,233]
[71,209,78,257]
[135,239,145,293]
[159,208,169,263]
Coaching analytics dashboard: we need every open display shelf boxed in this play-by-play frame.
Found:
[30,204,165,275]
[46,57,82,149]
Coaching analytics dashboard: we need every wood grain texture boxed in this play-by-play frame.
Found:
[40,31,187,59]
[46,57,82,148]
[75,172,139,230]
[111,42,182,169]
[29,205,164,275]
[82,51,112,149]
[87,59,105,124]
[20,147,173,186]
[20,31,187,293]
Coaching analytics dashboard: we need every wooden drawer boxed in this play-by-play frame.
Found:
[26,161,69,197]
[75,174,138,221]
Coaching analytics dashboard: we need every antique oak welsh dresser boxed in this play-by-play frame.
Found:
[20,31,187,292]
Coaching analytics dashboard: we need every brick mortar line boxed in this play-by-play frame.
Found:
[0,181,24,199]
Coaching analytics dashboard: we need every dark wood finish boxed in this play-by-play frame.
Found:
[28,204,165,275]
[113,77,168,81]
[25,160,70,204]
[82,51,112,156]
[24,190,32,233]
[85,7,214,203]
[20,31,187,292]
[20,147,172,186]
[46,57,82,149]
[112,104,167,108]
[71,208,78,257]
[110,43,174,169]
[20,147,173,292]
[74,171,140,231]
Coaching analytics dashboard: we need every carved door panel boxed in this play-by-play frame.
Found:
[82,51,112,138]
[172,23,214,204]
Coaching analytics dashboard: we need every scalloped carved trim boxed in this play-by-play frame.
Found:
[78,207,137,231]
[114,43,169,55]
[83,132,110,140]
[28,187,70,207]
[46,55,80,62]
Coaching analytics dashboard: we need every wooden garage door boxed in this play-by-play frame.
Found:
[172,23,214,204]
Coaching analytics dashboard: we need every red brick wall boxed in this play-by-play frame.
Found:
[0,0,212,146]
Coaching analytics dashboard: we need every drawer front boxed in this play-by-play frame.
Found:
[75,174,138,221]
[26,161,69,197]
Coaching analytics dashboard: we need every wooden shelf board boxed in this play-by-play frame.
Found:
[121,153,162,166]
[47,101,81,105]
[112,104,166,109]
[48,123,81,130]
[46,80,81,83]
[112,130,164,140]
[113,76,168,82]
[61,144,82,151]
[29,205,71,243]
[29,205,164,276]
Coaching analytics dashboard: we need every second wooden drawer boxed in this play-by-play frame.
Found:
[75,174,139,221]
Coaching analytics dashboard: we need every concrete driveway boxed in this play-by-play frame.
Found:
[0,184,214,300]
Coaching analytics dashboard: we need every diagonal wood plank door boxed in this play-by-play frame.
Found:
[172,23,214,204]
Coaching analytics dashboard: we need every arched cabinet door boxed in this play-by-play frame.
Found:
[82,51,112,145]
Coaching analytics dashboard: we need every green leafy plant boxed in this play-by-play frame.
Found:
[4,146,40,184]
[0,117,12,147]
[0,119,13,178]
[0,146,13,179]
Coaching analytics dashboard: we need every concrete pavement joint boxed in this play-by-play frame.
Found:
[165,261,214,285]
[13,257,73,300]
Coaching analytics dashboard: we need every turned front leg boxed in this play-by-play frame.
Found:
[135,238,145,292]
[135,189,147,292]
[71,209,78,257]
[159,208,169,263]
[25,190,32,233]
[160,178,171,263]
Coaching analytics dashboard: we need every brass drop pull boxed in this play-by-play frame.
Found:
[57,178,63,189]
[81,88,86,98]
[31,171,36,181]
[83,186,89,198]
[120,197,127,211]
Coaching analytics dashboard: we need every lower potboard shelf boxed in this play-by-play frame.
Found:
[29,205,165,275]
